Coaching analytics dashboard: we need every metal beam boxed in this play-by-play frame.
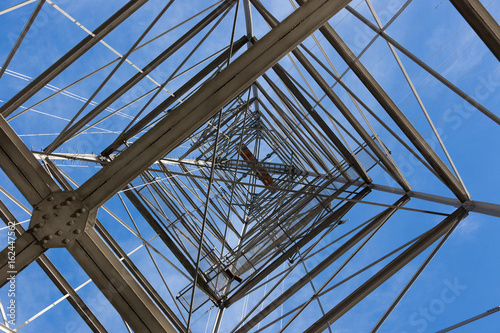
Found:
[0,231,45,286]
[436,306,500,333]
[226,187,371,310]
[268,64,371,182]
[31,152,500,218]
[0,200,107,333]
[101,35,248,156]
[303,207,468,333]
[0,0,46,79]
[0,0,148,117]
[295,0,470,203]
[234,195,409,333]
[0,120,177,332]
[0,0,37,16]
[0,116,60,206]
[43,159,186,332]
[123,187,219,304]
[67,228,177,332]
[75,0,355,210]
[45,0,237,153]
[450,0,500,62]
[251,0,411,191]
[344,5,500,126]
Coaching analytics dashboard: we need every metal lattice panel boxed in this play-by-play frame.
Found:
[0,0,499,332]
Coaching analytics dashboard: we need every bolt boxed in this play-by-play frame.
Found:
[56,230,63,236]
[74,212,81,217]
[65,200,71,206]
[48,196,54,201]
[43,214,50,219]
[53,212,59,217]
[67,221,74,226]
[36,223,44,228]
[35,206,42,211]
[33,227,39,232]
[62,239,70,245]
[70,195,76,201]
[46,235,53,240]
[79,208,87,213]
[42,239,48,244]
[54,204,60,209]
[74,229,81,235]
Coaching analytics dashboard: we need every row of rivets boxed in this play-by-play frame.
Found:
[42,235,54,244]
[34,194,84,247]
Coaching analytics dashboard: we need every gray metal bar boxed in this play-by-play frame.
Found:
[101,36,248,157]
[0,0,45,79]
[0,116,59,206]
[0,200,107,333]
[345,5,500,126]
[46,0,237,153]
[450,0,500,62]
[0,120,178,331]
[67,228,177,332]
[75,0,355,210]
[234,194,409,333]
[269,64,371,181]
[42,160,187,332]
[303,207,468,333]
[436,306,500,333]
[371,202,463,332]
[211,307,225,333]
[0,231,45,287]
[0,0,148,117]
[32,152,500,217]
[242,0,253,41]
[0,0,37,16]
[295,0,470,203]
[251,0,411,192]
[227,187,370,309]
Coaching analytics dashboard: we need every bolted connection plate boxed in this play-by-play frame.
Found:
[30,191,96,248]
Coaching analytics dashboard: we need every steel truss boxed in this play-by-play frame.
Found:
[0,0,499,332]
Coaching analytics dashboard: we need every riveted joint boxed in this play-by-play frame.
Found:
[29,191,95,248]
[462,200,475,212]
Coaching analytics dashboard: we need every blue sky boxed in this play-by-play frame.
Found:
[0,0,499,332]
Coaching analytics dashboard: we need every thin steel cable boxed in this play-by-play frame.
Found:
[187,4,241,330]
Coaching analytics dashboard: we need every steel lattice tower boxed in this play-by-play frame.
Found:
[0,0,499,332]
